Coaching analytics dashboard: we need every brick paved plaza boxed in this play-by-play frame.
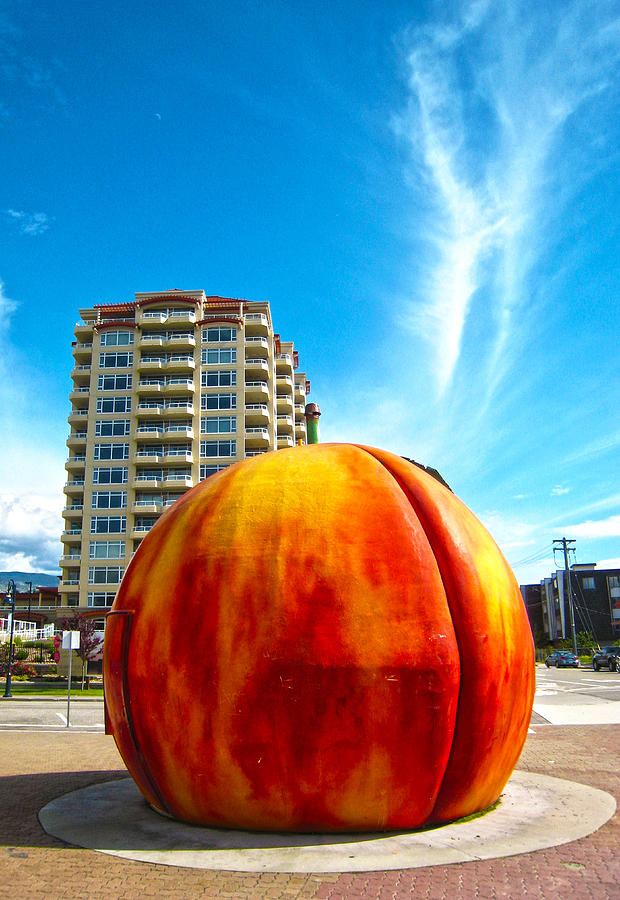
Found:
[0,725,618,899]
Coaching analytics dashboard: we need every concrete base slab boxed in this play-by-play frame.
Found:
[38,772,615,873]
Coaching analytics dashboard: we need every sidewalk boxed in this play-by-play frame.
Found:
[0,725,618,899]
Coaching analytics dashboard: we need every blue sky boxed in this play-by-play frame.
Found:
[1,0,619,584]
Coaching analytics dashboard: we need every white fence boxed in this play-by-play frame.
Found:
[0,617,55,643]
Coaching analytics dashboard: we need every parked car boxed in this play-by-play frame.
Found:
[544,650,580,668]
[592,646,620,672]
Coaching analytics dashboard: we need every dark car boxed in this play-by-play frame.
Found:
[545,650,580,668]
[592,646,620,672]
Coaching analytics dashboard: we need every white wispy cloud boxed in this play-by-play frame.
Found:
[563,514,620,540]
[395,0,620,403]
[5,208,51,235]
[551,486,570,497]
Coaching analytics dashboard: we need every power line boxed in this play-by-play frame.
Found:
[510,544,554,568]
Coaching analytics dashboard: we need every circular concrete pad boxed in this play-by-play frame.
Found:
[39,772,615,873]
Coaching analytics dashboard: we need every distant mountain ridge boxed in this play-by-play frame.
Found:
[1,571,60,592]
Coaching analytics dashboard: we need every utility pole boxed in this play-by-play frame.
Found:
[554,538,577,655]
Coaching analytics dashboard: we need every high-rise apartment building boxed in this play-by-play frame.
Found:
[60,289,311,614]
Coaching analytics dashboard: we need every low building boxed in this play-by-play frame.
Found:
[521,563,620,645]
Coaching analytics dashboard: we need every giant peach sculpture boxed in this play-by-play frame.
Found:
[103,444,534,832]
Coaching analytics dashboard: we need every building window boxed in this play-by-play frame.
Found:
[201,348,237,365]
[93,443,129,460]
[203,327,236,343]
[92,491,127,509]
[95,419,131,436]
[200,464,230,479]
[98,373,132,390]
[96,397,131,413]
[582,577,596,590]
[200,416,236,434]
[99,351,133,368]
[90,516,126,534]
[608,576,620,589]
[201,393,236,410]
[92,467,128,484]
[200,440,236,458]
[88,566,124,584]
[201,370,236,387]
[87,592,116,608]
[89,540,125,559]
[99,331,134,346]
[134,517,157,531]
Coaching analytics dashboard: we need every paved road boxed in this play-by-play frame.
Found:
[533,664,620,726]
[0,697,104,730]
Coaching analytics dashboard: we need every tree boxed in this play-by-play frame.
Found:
[60,614,103,689]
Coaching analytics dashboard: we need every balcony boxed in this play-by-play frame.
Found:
[245,427,270,448]
[139,357,164,371]
[134,450,164,464]
[166,355,195,372]
[71,364,91,384]
[68,409,89,425]
[163,426,193,440]
[133,475,160,488]
[60,554,82,565]
[244,313,269,335]
[245,336,269,356]
[167,310,196,324]
[74,322,94,338]
[164,402,194,416]
[245,357,269,375]
[276,393,293,412]
[295,422,307,440]
[66,433,87,448]
[277,375,293,390]
[62,504,84,519]
[276,414,294,433]
[136,403,163,417]
[164,378,195,393]
[60,579,80,588]
[64,479,85,494]
[276,353,294,374]
[160,474,193,488]
[132,501,163,515]
[130,525,156,539]
[162,450,193,463]
[295,380,306,396]
[137,380,164,394]
[139,335,164,347]
[245,380,269,401]
[61,529,82,542]
[65,456,86,471]
[277,435,295,448]
[69,387,90,403]
[245,403,270,426]
[136,426,164,440]
[138,310,168,326]
[245,450,268,457]
[166,334,196,350]
[72,341,93,359]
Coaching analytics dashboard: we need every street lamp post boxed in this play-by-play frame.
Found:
[4,579,17,698]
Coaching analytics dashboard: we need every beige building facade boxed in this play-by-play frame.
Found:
[60,289,310,615]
